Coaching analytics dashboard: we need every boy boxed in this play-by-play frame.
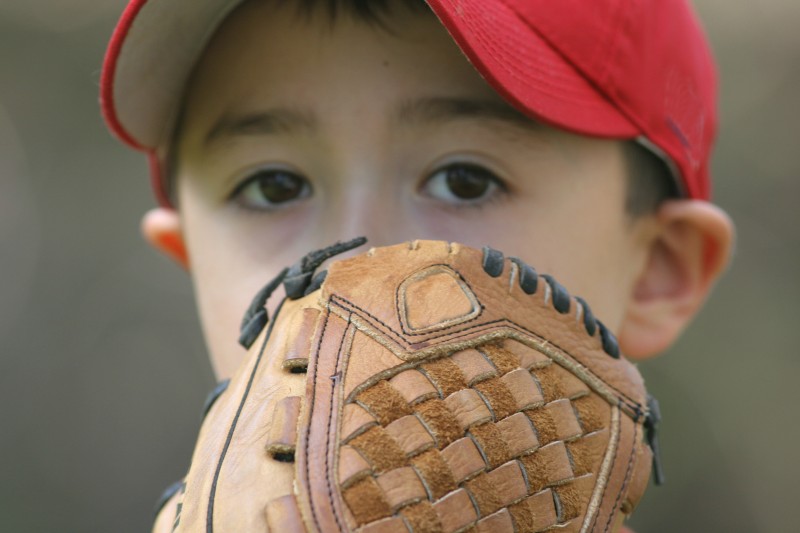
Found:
[100,0,734,529]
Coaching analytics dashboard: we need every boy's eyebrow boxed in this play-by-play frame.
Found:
[204,97,540,145]
[205,107,317,145]
[395,96,543,131]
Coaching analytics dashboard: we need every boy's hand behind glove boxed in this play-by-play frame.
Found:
[158,239,661,533]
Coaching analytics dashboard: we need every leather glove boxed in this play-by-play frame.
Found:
[154,239,662,533]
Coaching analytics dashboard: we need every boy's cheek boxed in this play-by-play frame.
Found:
[190,255,296,378]
[179,209,308,377]
[415,204,637,331]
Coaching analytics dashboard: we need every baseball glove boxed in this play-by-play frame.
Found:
[154,239,662,533]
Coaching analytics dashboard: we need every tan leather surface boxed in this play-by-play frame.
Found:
[265,396,302,459]
[164,240,654,532]
[152,489,181,533]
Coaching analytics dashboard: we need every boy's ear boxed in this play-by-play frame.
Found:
[141,207,189,270]
[619,200,735,360]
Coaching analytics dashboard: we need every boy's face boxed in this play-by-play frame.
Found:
[174,0,656,377]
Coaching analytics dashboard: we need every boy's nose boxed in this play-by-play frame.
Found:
[321,186,414,250]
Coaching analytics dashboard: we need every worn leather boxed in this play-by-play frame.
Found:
[156,241,654,533]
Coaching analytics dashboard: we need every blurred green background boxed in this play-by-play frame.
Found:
[1,1,797,531]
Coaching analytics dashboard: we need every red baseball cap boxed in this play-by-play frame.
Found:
[101,0,718,205]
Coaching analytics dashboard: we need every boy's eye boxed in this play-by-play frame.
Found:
[421,163,505,204]
[233,169,311,209]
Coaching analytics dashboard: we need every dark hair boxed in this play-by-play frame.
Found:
[622,141,679,216]
[167,0,679,215]
[285,0,429,21]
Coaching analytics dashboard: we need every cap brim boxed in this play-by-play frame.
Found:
[427,0,639,138]
[101,0,242,150]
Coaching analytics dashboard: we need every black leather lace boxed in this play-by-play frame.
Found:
[482,246,620,359]
[238,237,367,349]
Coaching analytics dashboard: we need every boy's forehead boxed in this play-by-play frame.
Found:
[188,0,470,96]
[181,3,545,144]
[185,4,507,117]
